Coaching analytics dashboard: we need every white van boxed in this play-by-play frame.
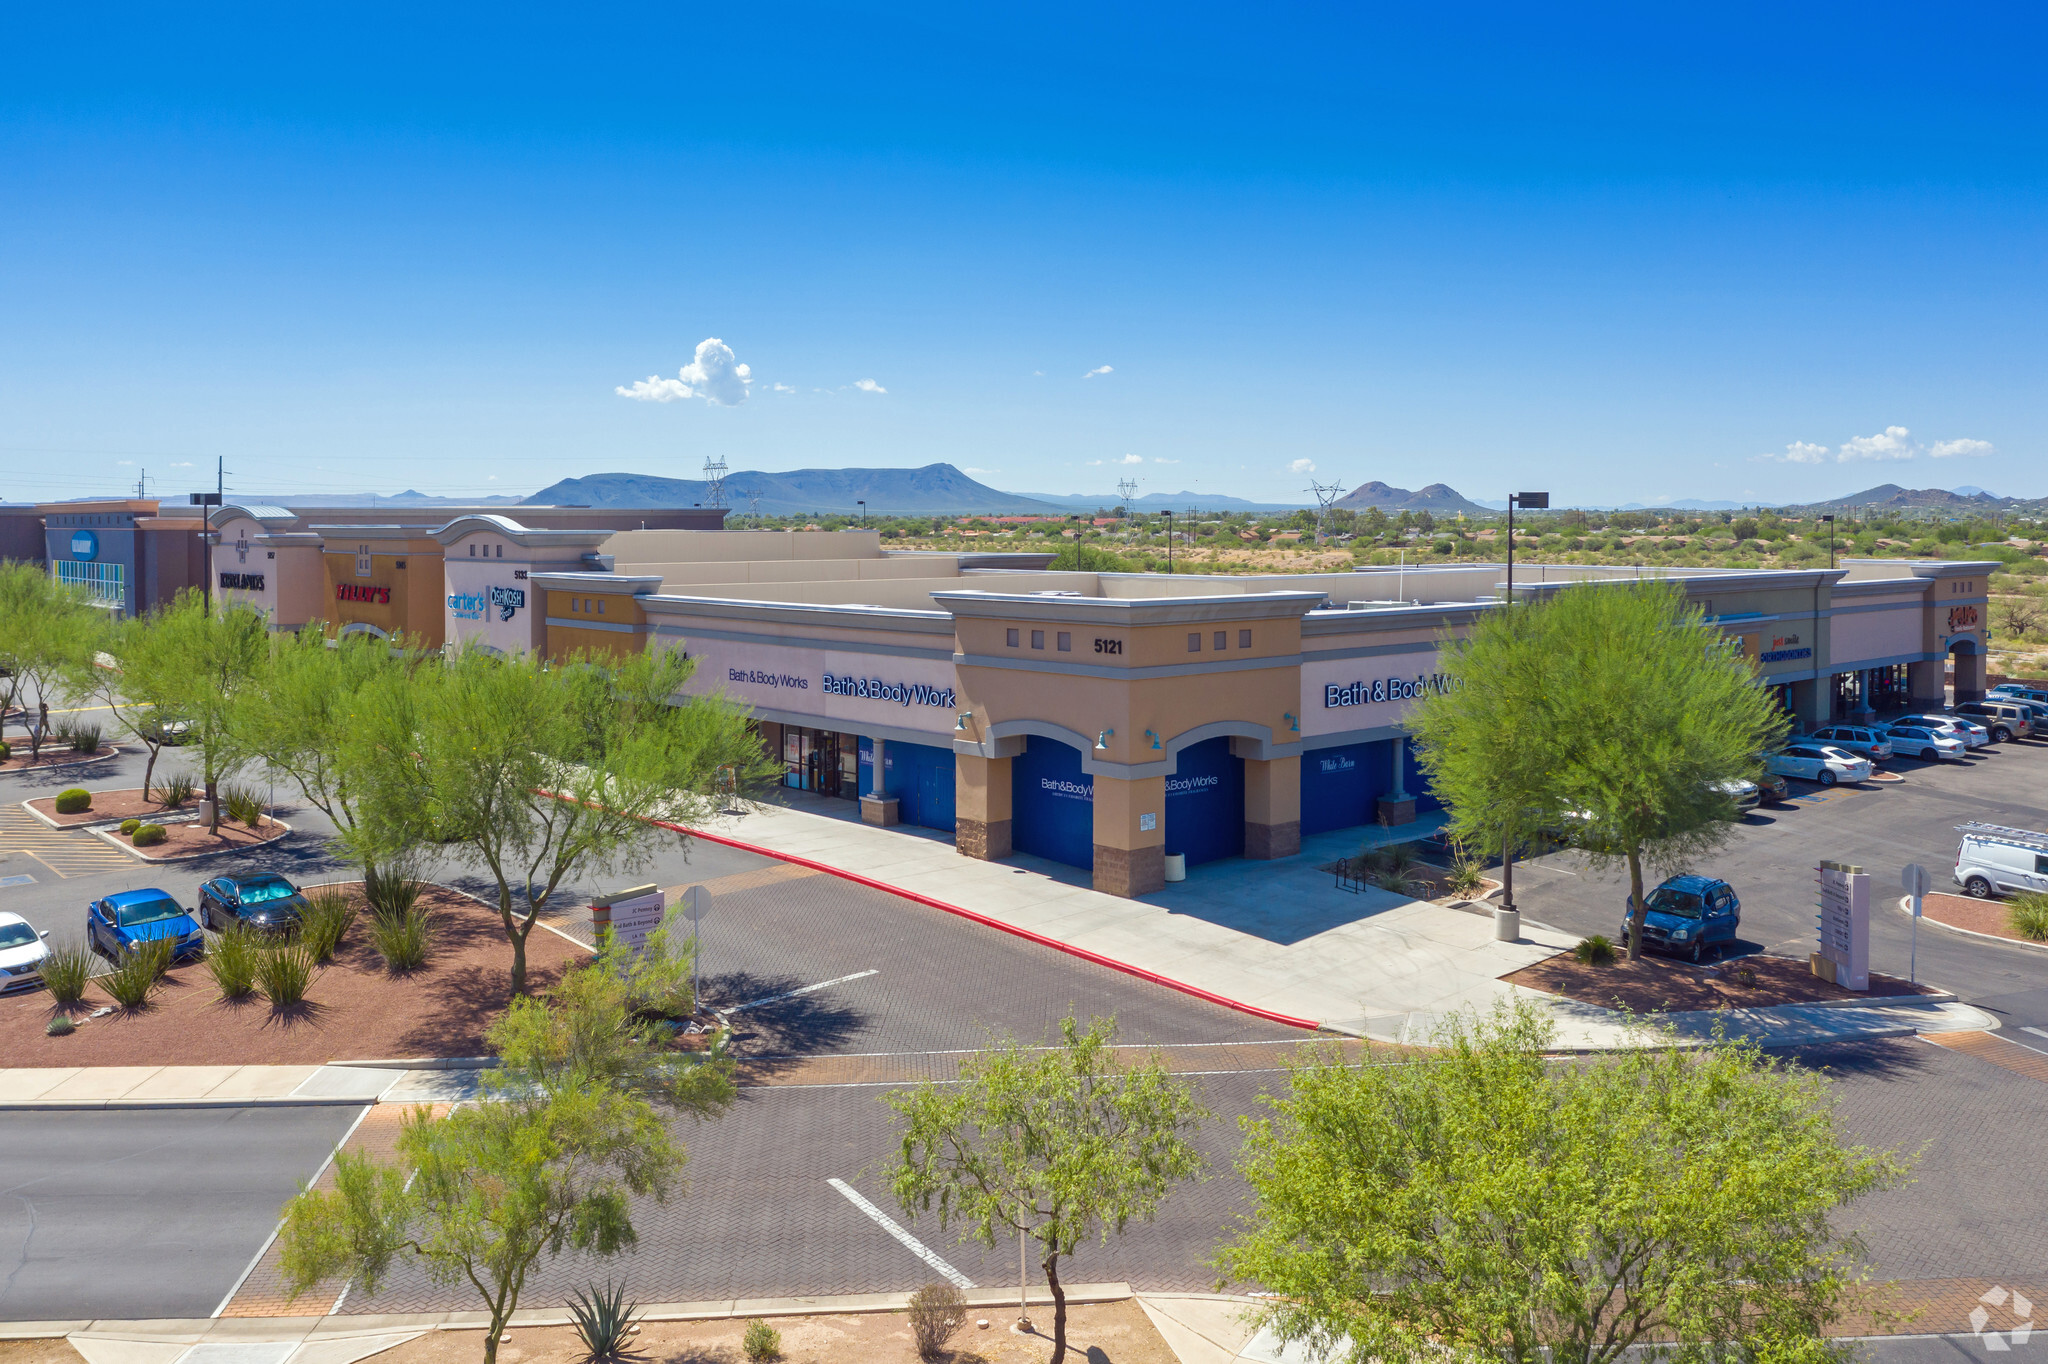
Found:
[1954,822,2048,899]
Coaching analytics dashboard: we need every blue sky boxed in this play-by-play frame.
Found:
[4,3,2045,507]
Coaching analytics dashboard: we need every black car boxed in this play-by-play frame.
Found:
[199,873,307,934]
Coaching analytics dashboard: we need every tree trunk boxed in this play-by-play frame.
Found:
[1625,848,1646,961]
[204,777,219,833]
[141,744,160,804]
[30,699,48,760]
[1043,1250,1068,1364]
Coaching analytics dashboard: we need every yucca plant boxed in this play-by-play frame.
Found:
[1574,934,1618,966]
[68,721,104,754]
[207,925,261,1000]
[298,889,357,964]
[568,1282,639,1362]
[159,773,195,807]
[101,938,173,1009]
[2010,891,2048,944]
[39,940,96,1005]
[222,783,266,827]
[363,864,426,919]
[1446,857,1487,898]
[255,940,317,1006]
[369,908,435,973]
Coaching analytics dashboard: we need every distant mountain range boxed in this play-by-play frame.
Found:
[527,465,1065,515]
[1013,489,1309,512]
[1785,483,2033,512]
[1333,481,1491,515]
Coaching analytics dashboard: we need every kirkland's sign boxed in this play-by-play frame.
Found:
[822,673,958,709]
[1324,673,1461,708]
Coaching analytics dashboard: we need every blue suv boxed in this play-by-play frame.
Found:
[1622,874,1742,963]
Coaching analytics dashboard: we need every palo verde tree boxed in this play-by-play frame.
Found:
[277,974,701,1364]
[89,609,198,801]
[1410,579,1787,959]
[412,642,772,994]
[0,564,101,760]
[139,591,268,830]
[888,1016,1208,1364]
[237,625,434,878]
[1218,1001,1907,1364]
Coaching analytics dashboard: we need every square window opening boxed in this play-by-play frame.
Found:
[1006,628,1020,647]
[1214,631,1227,651]
[1239,629,1252,648]
[1057,632,1071,652]
[1187,633,1201,652]
[1031,630,1045,650]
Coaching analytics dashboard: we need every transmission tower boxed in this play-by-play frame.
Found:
[1116,477,1139,510]
[702,456,729,509]
[745,489,761,521]
[1307,478,1345,544]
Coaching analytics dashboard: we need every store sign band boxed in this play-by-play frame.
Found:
[822,673,957,709]
[336,583,391,605]
[1325,673,1460,708]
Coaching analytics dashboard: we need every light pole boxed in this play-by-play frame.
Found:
[857,500,866,527]
[1496,491,1548,943]
[1162,509,1174,573]
[1819,513,1836,569]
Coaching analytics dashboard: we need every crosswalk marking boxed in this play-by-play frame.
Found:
[0,803,136,878]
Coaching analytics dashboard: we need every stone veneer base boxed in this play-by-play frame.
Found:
[955,817,1012,860]
[1244,820,1301,860]
[1093,843,1165,897]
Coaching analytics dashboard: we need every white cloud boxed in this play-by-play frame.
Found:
[1838,425,1915,461]
[1930,437,1994,458]
[963,467,997,476]
[770,382,797,394]
[615,337,752,406]
[169,461,193,468]
[1084,365,1114,378]
[853,378,887,394]
[1032,369,1045,377]
[1116,453,1143,465]
[1752,441,1830,464]
[1152,457,1180,464]
[1289,458,1316,474]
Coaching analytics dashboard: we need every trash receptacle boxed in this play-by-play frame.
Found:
[1163,853,1187,883]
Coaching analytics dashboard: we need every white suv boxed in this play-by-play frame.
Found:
[1891,713,1989,749]
[1954,823,2048,899]
[1765,744,1872,786]
[1809,725,1893,762]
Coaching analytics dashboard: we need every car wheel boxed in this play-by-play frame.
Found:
[1819,769,1837,786]
[1994,727,2012,743]
[1965,876,1994,899]
[1689,939,1704,964]
[1922,748,1937,762]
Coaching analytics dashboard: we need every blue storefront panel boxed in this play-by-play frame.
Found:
[1164,735,1244,866]
[1010,735,1094,870]
[1401,739,1442,812]
[1299,739,1394,834]
[857,737,957,832]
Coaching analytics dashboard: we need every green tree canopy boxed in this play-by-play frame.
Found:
[1409,580,1788,958]
[406,643,773,993]
[1048,542,1135,573]
[0,564,103,760]
[132,590,268,829]
[1218,1003,1908,1364]
[888,1017,1208,1364]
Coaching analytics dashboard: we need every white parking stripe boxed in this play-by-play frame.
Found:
[719,969,878,1016]
[827,1177,975,1289]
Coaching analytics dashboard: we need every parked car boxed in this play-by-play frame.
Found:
[0,912,51,994]
[1954,823,2048,899]
[1764,744,1872,786]
[1890,713,1989,748]
[1990,683,2048,706]
[87,889,204,962]
[1756,771,1791,804]
[1711,778,1761,813]
[1623,874,1743,963]
[137,716,192,746]
[1808,724,1894,762]
[1882,721,1968,762]
[1950,700,2033,742]
[199,873,307,935]
[1993,695,2048,729]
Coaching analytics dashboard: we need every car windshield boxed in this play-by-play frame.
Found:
[1646,888,1705,919]
[0,923,36,949]
[115,898,185,927]
[239,878,297,904]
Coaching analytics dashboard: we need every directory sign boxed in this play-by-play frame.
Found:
[1814,860,1870,992]
[590,883,665,953]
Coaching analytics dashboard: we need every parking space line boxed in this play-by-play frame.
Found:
[827,1177,975,1289]
[212,1102,375,1317]
[720,969,879,1016]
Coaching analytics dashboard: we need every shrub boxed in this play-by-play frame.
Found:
[568,1282,639,1363]
[369,908,435,973]
[159,773,194,807]
[207,925,261,1000]
[101,938,173,1009]
[222,783,265,827]
[45,1015,75,1037]
[0,740,11,760]
[2010,892,2048,944]
[364,863,426,919]
[255,941,317,1006]
[907,1282,968,1360]
[40,940,94,1004]
[741,1320,780,1362]
[54,788,91,815]
[68,722,103,754]
[132,823,167,847]
[120,818,141,835]
[1574,934,1618,966]
[299,889,357,965]
[1446,857,1487,899]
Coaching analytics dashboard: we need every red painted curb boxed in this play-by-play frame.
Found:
[654,817,1324,1033]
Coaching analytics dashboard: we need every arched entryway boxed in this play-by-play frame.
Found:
[1010,734,1094,869]
[1949,638,1987,704]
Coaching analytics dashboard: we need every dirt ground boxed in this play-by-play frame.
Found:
[375,1300,1177,1364]
[1919,890,2048,948]
[104,813,290,859]
[27,786,193,826]
[0,746,122,774]
[0,884,584,1065]
[1503,950,1939,1013]
[0,1342,84,1364]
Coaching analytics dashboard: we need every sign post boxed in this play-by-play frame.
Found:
[1813,861,1870,992]
[1901,863,1931,985]
[677,884,711,1010]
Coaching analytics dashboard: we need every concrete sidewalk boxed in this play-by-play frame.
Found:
[0,1063,484,1109]
[684,797,2000,1050]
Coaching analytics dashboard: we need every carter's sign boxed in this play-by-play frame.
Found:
[822,673,958,709]
[1324,673,1460,708]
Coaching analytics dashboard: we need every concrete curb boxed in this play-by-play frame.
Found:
[0,745,127,779]
[326,1057,495,1071]
[19,793,202,833]
[1895,894,2048,955]
[0,1095,373,1112]
[0,1285,1137,1340]
[86,815,295,863]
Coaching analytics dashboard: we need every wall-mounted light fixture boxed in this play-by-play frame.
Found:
[1144,728,1162,750]
[1283,711,1299,733]
[1094,729,1113,750]
[955,711,973,731]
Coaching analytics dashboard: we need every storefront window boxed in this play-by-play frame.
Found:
[781,728,860,798]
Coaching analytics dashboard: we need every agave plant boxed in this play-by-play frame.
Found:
[568,1282,640,1363]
